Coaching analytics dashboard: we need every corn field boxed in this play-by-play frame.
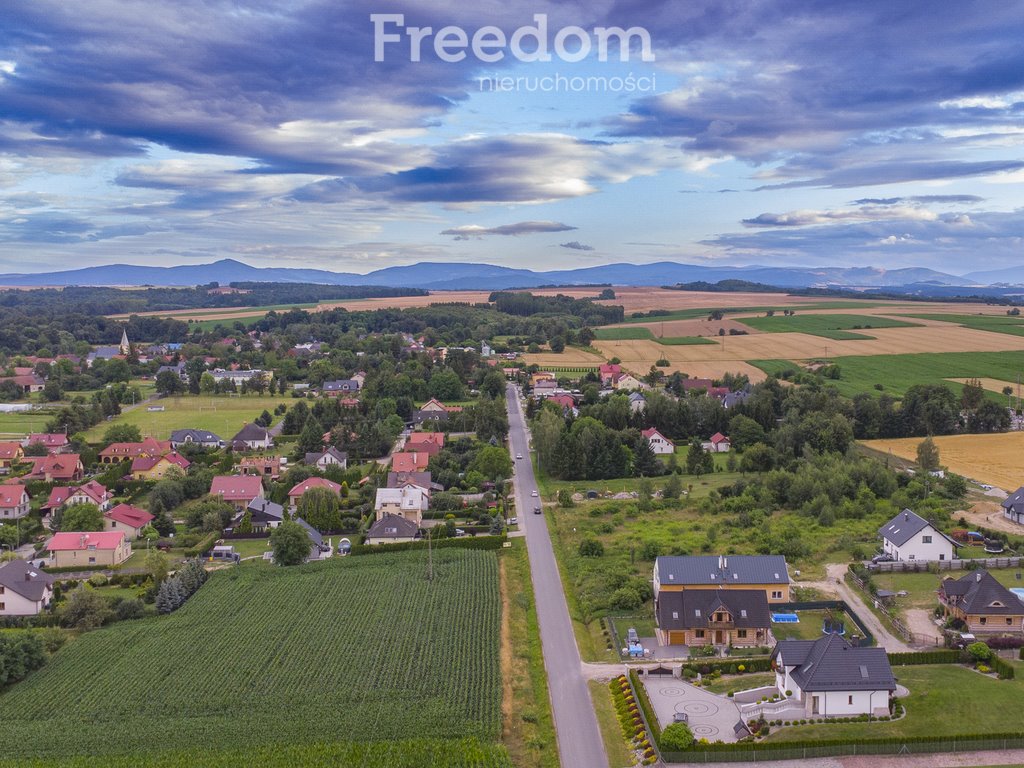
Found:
[0,550,504,765]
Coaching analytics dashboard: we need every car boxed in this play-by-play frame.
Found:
[531,490,538,497]
[534,505,541,514]
[508,516,517,525]
[454,528,466,537]
[871,553,894,563]
[516,453,523,460]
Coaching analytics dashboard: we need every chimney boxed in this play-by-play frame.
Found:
[79,534,87,547]
[25,572,32,581]
[976,572,982,582]
[904,511,910,521]
[722,556,728,569]
[718,554,724,570]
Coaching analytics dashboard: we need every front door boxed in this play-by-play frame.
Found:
[715,630,724,644]
[811,696,820,715]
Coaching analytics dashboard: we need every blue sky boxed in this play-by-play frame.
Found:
[0,1,1022,276]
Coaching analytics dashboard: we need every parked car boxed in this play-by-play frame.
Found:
[871,553,894,563]
[508,516,517,525]
[454,528,466,537]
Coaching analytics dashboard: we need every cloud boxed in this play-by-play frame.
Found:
[743,205,939,228]
[754,160,1024,190]
[440,221,576,240]
[851,195,985,205]
[560,241,595,251]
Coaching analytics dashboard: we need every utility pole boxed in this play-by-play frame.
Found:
[426,526,433,581]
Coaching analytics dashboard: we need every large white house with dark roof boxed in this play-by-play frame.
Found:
[878,508,957,562]
[771,634,896,718]
[1001,487,1024,526]
[0,559,55,616]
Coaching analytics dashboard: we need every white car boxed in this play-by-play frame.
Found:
[531,490,538,497]
[516,453,523,460]
[508,517,517,525]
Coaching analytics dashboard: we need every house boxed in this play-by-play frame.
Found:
[386,471,441,493]
[25,454,83,483]
[99,437,171,464]
[653,555,791,602]
[419,398,462,413]
[170,429,225,450]
[86,346,124,367]
[46,531,131,567]
[22,433,69,453]
[771,634,896,718]
[288,477,342,512]
[721,388,752,409]
[703,432,732,453]
[612,372,647,391]
[628,392,646,414]
[103,503,155,540]
[1001,486,1024,526]
[365,513,420,545]
[0,482,29,520]
[157,362,188,380]
[321,379,360,395]
[0,442,24,473]
[0,560,55,616]
[59,480,113,511]
[210,475,265,511]
[878,509,957,562]
[236,497,285,533]
[413,408,449,425]
[939,570,1024,635]
[295,517,332,560]
[209,369,272,387]
[239,455,284,480]
[546,394,577,414]
[392,451,431,473]
[530,371,556,387]
[407,432,445,451]
[304,447,348,470]
[131,452,191,481]
[230,423,273,451]
[641,428,675,455]
[0,374,45,394]
[374,485,429,524]
[655,588,772,647]
[598,363,622,385]
[680,377,715,395]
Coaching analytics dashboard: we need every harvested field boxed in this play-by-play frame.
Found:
[861,432,1024,491]
[946,377,1019,395]
[521,348,604,368]
[606,317,758,337]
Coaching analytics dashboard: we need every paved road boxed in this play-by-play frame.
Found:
[505,384,608,768]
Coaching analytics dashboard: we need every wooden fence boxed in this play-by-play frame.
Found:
[867,556,1024,573]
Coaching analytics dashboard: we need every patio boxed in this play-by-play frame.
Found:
[641,676,744,742]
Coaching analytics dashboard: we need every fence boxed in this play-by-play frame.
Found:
[868,556,1024,573]
[772,600,875,647]
[846,570,944,647]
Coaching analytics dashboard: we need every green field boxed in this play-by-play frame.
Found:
[902,313,1024,337]
[738,314,922,340]
[0,550,504,764]
[870,567,1024,613]
[593,327,715,345]
[621,302,884,324]
[0,410,54,438]
[751,350,1024,398]
[82,394,293,441]
[767,663,1024,741]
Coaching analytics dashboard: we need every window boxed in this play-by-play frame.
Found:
[908,554,915,560]
[695,630,705,639]
[737,630,747,639]
[980,617,987,625]
[88,557,96,564]
[771,591,783,600]
[848,695,854,705]
[922,535,932,544]
[0,602,4,611]
[715,613,724,622]
[1008,618,1013,625]
[939,554,945,561]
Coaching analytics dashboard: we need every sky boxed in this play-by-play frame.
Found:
[0,1,1023,276]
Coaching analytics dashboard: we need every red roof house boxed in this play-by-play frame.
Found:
[287,477,343,509]
[210,475,265,510]
[104,503,155,539]
[392,451,431,473]
[26,454,83,483]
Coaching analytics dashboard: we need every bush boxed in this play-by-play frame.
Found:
[86,573,108,587]
[967,641,993,663]
[578,537,604,557]
[660,721,694,751]
[990,655,1015,680]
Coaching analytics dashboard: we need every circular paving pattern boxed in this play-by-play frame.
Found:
[658,687,684,696]
[691,724,720,738]
[679,701,719,716]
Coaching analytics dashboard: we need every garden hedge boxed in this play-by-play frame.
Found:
[887,650,961,665]
[350,535,506,556]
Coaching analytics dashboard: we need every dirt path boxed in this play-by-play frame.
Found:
[903,608,943,645]
[958,500,1023,536]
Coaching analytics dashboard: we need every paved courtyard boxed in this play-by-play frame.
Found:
[641,677,743,742]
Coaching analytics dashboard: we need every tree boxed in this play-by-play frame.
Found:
[103,423,143,444]
[428,368,465,401]
[271,520,312,565]
[663,472,683,500]
[155,370,185,396]
[60,587,114,629]
[182,497,235,532]
[298,486,342,532]
[296,416,325,456]
[685,438,714,476]
[967,641,992,663]
[916,436,940,473]
[199,372,216,394]
[42,379,63,402]
[960,377,985,411]
[557,489,574,507]
[469,445,513,482]
[59,503,104,532]
[236,509,254,534]
[145,549,169,583]
[660,722,695,751]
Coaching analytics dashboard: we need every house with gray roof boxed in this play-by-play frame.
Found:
[771,634,896,718]
[878,508,957,562]
[1001,487,1024,526]
[234,497,284,533]
[0,559,55,616]
[230,423,273,451]
[304,447,348,470]
[655,588,771,648]
[653,554,791,602]
[170,429,225,450]
[365,514,420,545]
[295,517,331,560]
[939,570,1024,635]
[321,379,360,395]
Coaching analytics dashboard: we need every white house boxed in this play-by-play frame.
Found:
[365,513,420,545]
[628,392,646,414]
[702,432,732,453]
[641,427,675,455]
[0,483,30,520]
[0,559,55,616]
[374,486,429,524]
[1001,486,1024,526]
[771,634,895,718]
[878,508,957,562]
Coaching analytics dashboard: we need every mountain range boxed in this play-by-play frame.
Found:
[1,258,1022,290]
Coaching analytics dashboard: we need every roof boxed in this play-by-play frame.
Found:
[709,432,730,444]
[170,429,224,444]
[246,497,284,522]
[407,432,445,448]
[0,442,22,459]
[71,479,109,505]
[367,513,420,539]
[105,503,154,529]
[1002,486,1024,510]
[289,477,342,497]
[386,471,436,490]
[878,509,957,548]
[28,454,81,479]
[47,531,126,551]
[99,438,171,458]
[656,589,771,631]
[375,485,428,511]
[942,570,1024,616]
[294,517,325,549]
[304,447,348,465]
[0,482,26,508]
[131,452,190,473]
[44,486,73,510]
[322,379,360,391]
[392,451,430,473]
[26,433,68,447]
[0,559,55,601]
[231,423,270,442]
[772,634,896,692]
[655,555,790,586]
[210,475,264,501]
[641,427,672,442]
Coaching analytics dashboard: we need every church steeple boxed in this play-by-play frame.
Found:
[119,327,130,355]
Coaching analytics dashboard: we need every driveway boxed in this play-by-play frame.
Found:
[642,677,743,742]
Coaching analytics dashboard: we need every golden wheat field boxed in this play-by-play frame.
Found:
[862,432,1024,492]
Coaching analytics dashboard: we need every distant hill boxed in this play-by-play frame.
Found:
[0,258,978,290]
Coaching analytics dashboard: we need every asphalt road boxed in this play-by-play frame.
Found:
[505,384,608,768]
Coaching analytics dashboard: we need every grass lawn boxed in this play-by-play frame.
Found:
[593,327,715,345]
[770,609,852,641]
[870,567,1024,613]
[229,537,273,558]
[767,663,1024,741]
[83,394,293,441]
[589,680,635,768]
[0,410,54,438]
[739,314,921,340]
[751,350,1024,399]
[702,672,775,696]
[609,614,657,642]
